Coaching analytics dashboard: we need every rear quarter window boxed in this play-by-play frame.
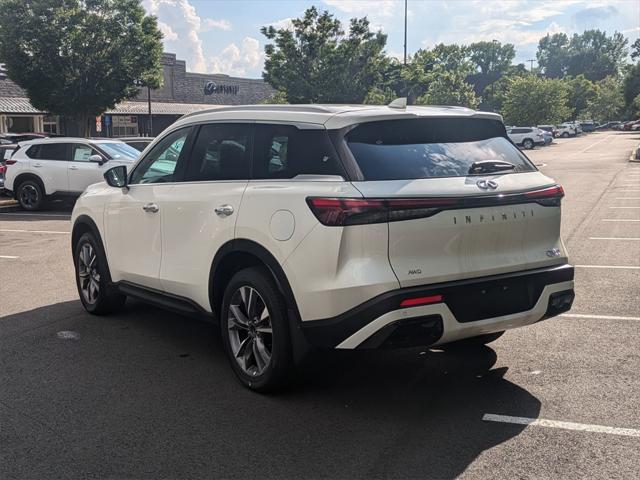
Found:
[345,118,536,180]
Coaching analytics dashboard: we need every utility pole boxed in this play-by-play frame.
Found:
[147,85,153,137]
[403,0,408,65]
[527,59,535,71]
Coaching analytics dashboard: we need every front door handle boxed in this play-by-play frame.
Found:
[142,203,159,213]
[69,165,78,170]
[33,163,42,167]
[214,204,234,217]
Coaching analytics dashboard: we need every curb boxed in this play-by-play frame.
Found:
[0,200,20,212]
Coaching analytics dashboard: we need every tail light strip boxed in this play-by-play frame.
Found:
[307,185,564,226]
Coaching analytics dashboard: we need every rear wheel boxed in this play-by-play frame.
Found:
[220,267,293,392]
[522,138,534,150]
[561,132,569,138]
[17,179,44,211]
[74,232,126,315]
[439,331,505,350]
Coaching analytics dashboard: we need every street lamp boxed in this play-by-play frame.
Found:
[403,0,408,65]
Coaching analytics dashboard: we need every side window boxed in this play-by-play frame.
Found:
[184,123,251,182]
[26,145,41,159]
[38,143,69,161]
[252,124,342,179]
[72,144,98,162]
[130,127,192,184]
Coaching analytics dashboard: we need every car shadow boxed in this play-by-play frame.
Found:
[1,299,540,479]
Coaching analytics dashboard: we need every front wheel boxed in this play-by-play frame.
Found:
[17,180,44,211]
[74,232,126,315]
[522,138,534,150]
[221,267,294,392]
[561,132,569,138]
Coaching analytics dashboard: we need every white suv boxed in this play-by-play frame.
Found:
[71,104,575,391]
[4,138,139,210]
[506,127,545,149]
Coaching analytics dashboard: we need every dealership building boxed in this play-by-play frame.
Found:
[0,53,274,137]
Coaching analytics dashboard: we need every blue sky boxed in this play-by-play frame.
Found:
[142,0,640,79]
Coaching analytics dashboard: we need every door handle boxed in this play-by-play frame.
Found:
[142,203,159,213]
[69,165,78,170]
[214,204,234,217]
[33,163,42,167]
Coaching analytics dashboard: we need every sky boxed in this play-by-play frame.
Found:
[142,0,640,79]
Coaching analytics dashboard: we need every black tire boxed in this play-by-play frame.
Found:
[561,132,569,138]
[16,179,44,211]
[522,138,534,150]
[439,331,505,351]
[220,266,294,392]
[74,232,126,315]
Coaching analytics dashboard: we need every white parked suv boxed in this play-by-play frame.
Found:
[4,138,139,210]
[71,104,575,391]
[506,127,545,149]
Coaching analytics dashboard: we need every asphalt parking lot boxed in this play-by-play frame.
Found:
[1,131,639,479]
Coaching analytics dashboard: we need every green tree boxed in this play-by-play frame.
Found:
[623,63,640,109]
[415,72,480,109]
[632,93,640,119]
[467,40,516,94]
[0,0,163,136]
[501,76,571,126]
[537,33,570,78]
[566,30,628,81]
[563,75,596,119]
[261,7,387,103]
[583,76,624,121]
[632,38,640,61]
[481,64,528,112]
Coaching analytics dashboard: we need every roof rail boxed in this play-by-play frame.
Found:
[179,104,336,120]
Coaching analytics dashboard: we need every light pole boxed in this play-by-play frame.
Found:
[403,0,408,65]
[147,85,153,137]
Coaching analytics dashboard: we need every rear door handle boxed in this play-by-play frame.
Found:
[214,204,234,216]
[33,163,42,168]
[142,203,159,213]
[69,165,78,170]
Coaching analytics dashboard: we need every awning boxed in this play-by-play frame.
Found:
[106,101,223,115]
[0,97,44,114]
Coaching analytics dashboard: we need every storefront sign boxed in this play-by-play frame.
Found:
[204,81,239,95]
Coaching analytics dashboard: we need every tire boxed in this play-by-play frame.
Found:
[439,331,505,351]
[16,179,44,211]
[561,132,569,138]
[220,266,294,392]
[522,138,534,150]
[74,232,126,315]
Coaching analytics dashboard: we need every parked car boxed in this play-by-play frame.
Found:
[3,138,140,210]
[555,124,577,137]
[70,103,574,391]
[506,126,545,149]
[540,130,554,145]
[538,125,558,137]
[0,132,47,143]
[595,121,622,130]
[117,137,155,152]
[0,144,17,192]
[579,121,597,133]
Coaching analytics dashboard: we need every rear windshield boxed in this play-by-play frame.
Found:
[345,118,536,180]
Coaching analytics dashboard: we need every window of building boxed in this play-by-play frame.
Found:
[43,115,60,135]
[252,124,342,179]
[184,123,251,182]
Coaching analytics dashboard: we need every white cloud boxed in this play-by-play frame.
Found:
[268,17,295,31]
[157,21,178,41]
[323,0,399,17]
[210,37,263,77]
[201,18,232,32]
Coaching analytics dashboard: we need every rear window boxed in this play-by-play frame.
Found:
[346,118,535,180]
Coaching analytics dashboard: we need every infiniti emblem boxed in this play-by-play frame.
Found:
[477,179,498,190]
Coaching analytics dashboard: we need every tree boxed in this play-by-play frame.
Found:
[563,75,596,119]
[0,0,163,136]
[501,76,571,126]
[632,38,640,61]
[467,40,516,94]
[566,30,628,81]
[623,63,640,108]
[261,7,387,103]
[415,72,480,109]
[583,76,624,121]
[537,33,570,78]
[481,64,528,112]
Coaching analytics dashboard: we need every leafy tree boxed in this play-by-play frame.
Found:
[623,63,640,108]
[566,30,628,81]
[563,75,596,119]
[261,7,387,103]
[415,72,479,109]
[467,40,516,94]
[501,76,571,126]
[260,90,289,104]
[0,0,163,136]
[481,63,528,112]
[632,93,640,119]
[363,87,397,105]
[584,76,624,121]
[632,38,640,61]
[537,33,570,78]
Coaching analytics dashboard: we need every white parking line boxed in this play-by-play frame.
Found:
[602,219,640,222]
[615,190,640,192]
[0,229,69,234]
[588,237,640,241]
[0,255,19,259]
[574,264,640,269]
[575,135,611,154]
[483,414,640,438]
[610,206,640,209]
[560,313,640,321]
[614,198,640,200]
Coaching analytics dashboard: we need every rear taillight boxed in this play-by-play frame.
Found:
[4,159,17,165]
[307,185,564,226]
[400,295,443,308]
[0,165,5,174]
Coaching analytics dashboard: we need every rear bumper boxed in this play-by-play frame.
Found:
[300,264,574,349]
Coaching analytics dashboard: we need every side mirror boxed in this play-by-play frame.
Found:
[104,165,128,190]
[89,154,106,165]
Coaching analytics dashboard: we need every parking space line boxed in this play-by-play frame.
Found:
[0,255,19,259]
[602,219,640,222]
[483,414,640,437]
[574,264,640,269]
[610,206,640,209]
[588,237,640,241]
[615,190,640,192]
[0,229,69,234]
[614,198,640,200]
[575,135,611,154]
[560,313,640,321]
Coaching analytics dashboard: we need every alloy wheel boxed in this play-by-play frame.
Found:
[227,286,273,376]
[78,242,100,304]
[19,184,39,208]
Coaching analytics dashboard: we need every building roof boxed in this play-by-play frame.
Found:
[0,97,46,114]
[106,101,223,116]
[174,104,503,130]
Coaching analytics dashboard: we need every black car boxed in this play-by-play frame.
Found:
[579,122,597,133]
